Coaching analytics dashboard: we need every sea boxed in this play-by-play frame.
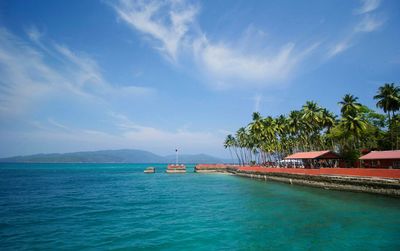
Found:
[0,163,399,250]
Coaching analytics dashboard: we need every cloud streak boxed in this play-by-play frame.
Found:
[112,0,198,62]
[327,0,385,58]
[0,112,225,157]
[355,0,381,15]
[0,26,227,157]
[0,27,154,116]
[112,0,320,89]
[193,35,319,89]
[355,14,385,32]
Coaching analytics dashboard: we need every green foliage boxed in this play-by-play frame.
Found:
[226,83,399,166]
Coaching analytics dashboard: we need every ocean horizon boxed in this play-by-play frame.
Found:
[1,163,399,250]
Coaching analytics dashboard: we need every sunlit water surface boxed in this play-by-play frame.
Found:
[0,163,399,250]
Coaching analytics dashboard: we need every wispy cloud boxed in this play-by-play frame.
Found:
[111,0,319,89]
[13,112,225,156]
[0,27,154,116]
[111,0,198,62]
[26,25,43,44]
[0,25,226,157]
[193,35,319,89]
[327,0,385,58]
[253,94,262,112]
[193,37,295,86]
[112,112,224,153]
[327,38,353,58]
[354,0,381,15]
[355,14,385,32]
[47,118,71,131]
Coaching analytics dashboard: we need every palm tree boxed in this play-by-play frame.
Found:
[321,108,336,133]
[302,101,322,124]
[339,114,367,149]
[224,134,237,164]
[320,108,337,149]
[236,127,252,165]
[338,94,361,117]
[248,112,265,164]
[301,101,323,150]
[275,115,290,159]
[374,83,400,149]
[288,110,305,152]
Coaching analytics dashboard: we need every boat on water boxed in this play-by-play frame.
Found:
[144,167,155,173]
[166,164,186,173]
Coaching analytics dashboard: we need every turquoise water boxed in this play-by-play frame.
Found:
[0,163,399,250]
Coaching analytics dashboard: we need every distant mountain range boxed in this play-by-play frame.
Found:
[0,149,230,164]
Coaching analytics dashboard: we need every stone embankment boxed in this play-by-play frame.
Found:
[194,164,400,197]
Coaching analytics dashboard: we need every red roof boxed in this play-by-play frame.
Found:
[360,150,400,160]
[285,150,340,159]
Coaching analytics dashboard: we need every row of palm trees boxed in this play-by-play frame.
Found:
[224,83,400,166]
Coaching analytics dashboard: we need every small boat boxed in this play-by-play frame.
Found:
[144,167,155,173]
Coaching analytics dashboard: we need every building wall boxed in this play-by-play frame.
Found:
[361,159,400,169]
[237,166,400,178]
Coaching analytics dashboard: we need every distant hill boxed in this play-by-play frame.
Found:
[0,149,229,164]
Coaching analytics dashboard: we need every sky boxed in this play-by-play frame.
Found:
[0,0,399,158]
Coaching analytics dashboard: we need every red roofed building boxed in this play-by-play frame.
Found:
[360,150,400,169]
[285,150,340,160]
[285,150,341,169]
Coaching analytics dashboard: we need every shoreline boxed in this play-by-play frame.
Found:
[195,165,400,197]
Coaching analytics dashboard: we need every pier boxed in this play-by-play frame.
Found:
[166,164,186,173]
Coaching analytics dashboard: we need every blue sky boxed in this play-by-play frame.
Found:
[0,0,399,158]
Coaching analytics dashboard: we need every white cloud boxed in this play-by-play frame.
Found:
[355,15,385,32]
[112,0,198,61]
[355,0,381,15]
[0,27,154,116]
[111,1,319,89]
[110,112,225,154]
[253,94,262,112]
[327,1,384,58]
[0,112,226,157]
[26,25,43,44]
[195,39,295,85]
[47,118,71,131]
[327,38,353,58]
[193,35,319,89]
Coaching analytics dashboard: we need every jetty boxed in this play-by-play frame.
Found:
[166,164,186,173]
[195,164,232,173]
[194,150,400,197]
[194,164,400,197]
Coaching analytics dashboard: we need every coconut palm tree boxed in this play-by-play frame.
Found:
[248,112,265,164]
[374,83,400,118]
[321,108,337,133]
[374,83,400,149]
[275,115,290,159]
[236,127,254,165]
[301,101,323,150]
[288,110,305,152]
[302,101,322,123]
[224,134,238,164]
[224,85,399,165]
[338,94,362,117]
[339,114,367,149]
